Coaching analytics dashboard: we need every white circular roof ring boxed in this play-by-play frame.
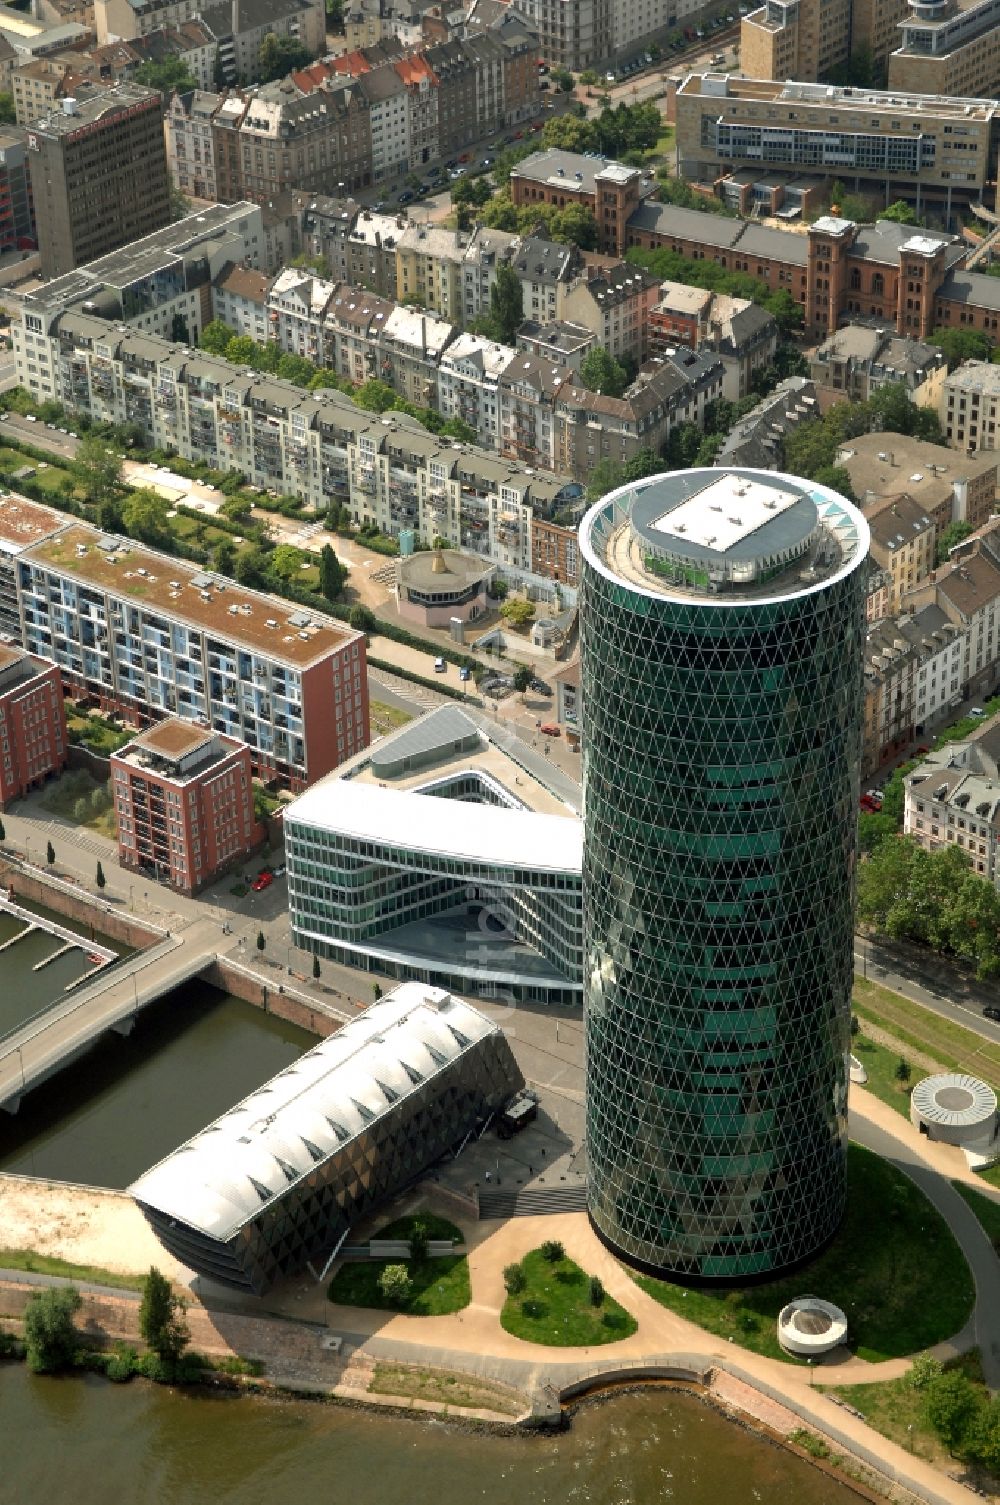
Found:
[777,1297,849,1357]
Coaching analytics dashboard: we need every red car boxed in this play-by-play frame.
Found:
[513,130,524,139]
[458,151,472,162]
[540,723,561,737]
[252,870,273,892]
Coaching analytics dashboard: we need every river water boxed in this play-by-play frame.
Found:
[0,1366,857,1505]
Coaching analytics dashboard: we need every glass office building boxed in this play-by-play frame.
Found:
[130,984,522,1293]
[580,469,868,1281]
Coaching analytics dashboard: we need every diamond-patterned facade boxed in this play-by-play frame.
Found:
[580,469,868,1281]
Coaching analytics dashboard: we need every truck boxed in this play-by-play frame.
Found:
[497,1089,539,1139]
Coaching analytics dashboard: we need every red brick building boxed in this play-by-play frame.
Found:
[0,644,66,808]
[112,719,264,895]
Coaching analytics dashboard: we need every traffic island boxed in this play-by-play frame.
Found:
[500,1245,638,1346]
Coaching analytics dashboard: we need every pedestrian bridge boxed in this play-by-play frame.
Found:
[0,920,220,1114]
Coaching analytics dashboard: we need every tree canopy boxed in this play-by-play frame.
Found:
[135,57,198,94]
[258,33,313,83]
[580,346,628,398]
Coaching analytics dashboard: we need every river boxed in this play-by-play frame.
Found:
[0,1366,858,1505]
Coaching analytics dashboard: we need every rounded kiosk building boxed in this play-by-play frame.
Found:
[580,468,869,1282]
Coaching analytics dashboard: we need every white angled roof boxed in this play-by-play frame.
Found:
[129,985,498,1241]
[285,776,582,875]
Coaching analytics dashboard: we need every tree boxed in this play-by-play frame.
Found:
[220,493,254,523]
[258,33,313,83]
[541,1239,564,1262]
[549,66,575,91]
[503,1262,526,1295]
[488,263,524,344]
[348,603,376,633]
[895,1056,911,1085]
[74,433,122,512]
[171,312,190,345]
[850,1013,860,1037]
[256,929,266,951]
[276,352,315,387]
[213,539,236,576]
[135,57,198,93]
[122,490,172,548]
[589,1275,605,1307]
[46,840,54,865]
[139,1267,189,1365]
[326,0,344,24]
[513,663,533,697]
[968,1397,1000,1473]
[924,1369,980,1454]
[0,93,14,125]
[378,1264,412,1307]
[927,326,992,371]
[500,597,534,630]
[200,318,236,356]
[373,982,383,1000]
[580,345,628,398]
[23,1287,81,1373]
[550,203,598,250]
[585,457,626,502]
[225,335,260,368]
[319,542,346,602]
[96,861,106,890]
[269,543,307,580]
[234,545,271,589]
[882,199,917,225]
[312,952,321,980]
[408,1218,429,1263]
[937,520,973,565]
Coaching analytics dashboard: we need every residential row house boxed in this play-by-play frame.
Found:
[836,432,999,535]
[904,720,1000,886]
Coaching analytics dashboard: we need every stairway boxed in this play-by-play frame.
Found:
[478,1182,587,1219]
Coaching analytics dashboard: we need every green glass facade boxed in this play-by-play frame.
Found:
[581,469,868,1281]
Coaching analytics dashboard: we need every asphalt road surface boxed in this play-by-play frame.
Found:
[856,932,1000,1046]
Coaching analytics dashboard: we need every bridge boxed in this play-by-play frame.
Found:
[0,917,221,1114]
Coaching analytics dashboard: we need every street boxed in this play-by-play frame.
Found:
[856,932,1000,1044]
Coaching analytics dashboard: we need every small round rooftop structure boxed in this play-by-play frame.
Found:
[580,466,869,603]
[777,1298,849,1357]
[910,1073,998,1146]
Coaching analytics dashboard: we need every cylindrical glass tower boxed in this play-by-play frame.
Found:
[580,468,869,1281]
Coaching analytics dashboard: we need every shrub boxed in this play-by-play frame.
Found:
[24,1286,81,1373]
[924,1369,980,1454]
[504,1263,526,1296]
[105,1342,139,1383]
[378,1264,412,1307]
[520,1298,544,1319]
[409,1218,429,1263]
[541,1240,564,1263]
[139,1266,189,1364]
[589,1275,605,1307]
[909,1354,944,1390]
[0,1326,25,1360]
[73,797,88,822]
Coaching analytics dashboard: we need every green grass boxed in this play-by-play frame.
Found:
[0,1248,144,1291]
[328,1253,470,1316]
[0,446,79,498]
[977,1163,1000,1189]
[632,1144,974,1363]
[952,1181,1000,1244]
[40,768,117,839]
[500,1249,637,1347]
[852,977,1000,1092]
[374,1213,463,1244]
[65,708,134,757]
[369,699,413,737]
[823,1351,992,1481]
[851,1031,915,1119]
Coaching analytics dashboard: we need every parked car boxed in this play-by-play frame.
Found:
[399,190,414,203]
[459,666,471,682]
[540,722,561,737]
[272,864,286,878]
[529,677,553,697]
[252,871,273,892]
[434,656,446,673]
[971,707,986,717]
[916,744,930,754]
[458,151,472,162]
[983,1006,1000,1021]
[864,789,883,808]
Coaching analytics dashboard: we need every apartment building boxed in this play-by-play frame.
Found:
[93,0,326,74]
[26,82,171,279]
[395,222,467,323]
[511,0,610,72]
[436,332,515,449]
[943,363,1000,456]
[648,283,713,352]
[905,719,1000,883]
[342,208,405,297]
[676,76,1000,220]
[888,0,1000,98]
[0,130,35,254]
[716,375,819,467]
[112,718,263,894]
[932,541,1000,701]
[13,203,265,368]
[836,432,997,534]
[863,601,967,772]
[268,265,337,363]
[741,0,907,83]
[211,261,270,342]
[12,59,97,126]
[17,520,368,789]
[516,318,595,372]
[358,61,409,182]
[810,326,947,408]
[235,78,373,203]
[705,296,778,401]
[558,259,661,365]
[378,303,454,405]
[166,89,223,203]
[866,493,936,615]
[125,19,218,89]
[0,643,66,808]
[461,224,518,326]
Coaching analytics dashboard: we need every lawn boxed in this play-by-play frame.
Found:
[40,768,117,840]
[65,707,134,757]
[633,1144,974,1363]
[851,1031,916,1120]
[952,1181,1000,1246]
[823,1351,994,1486]
[369,699,413,737]
[500,1248,638,1347]
[327,1213,469,1315]
[852,977,1000,1092]
[368,1360,523,1415]
[0,446,79,499]
[0,1248,144,1291]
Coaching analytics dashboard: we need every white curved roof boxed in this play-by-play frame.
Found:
[910,1072,997,1128]
[129,984,499,1241]
[285,777,582,876]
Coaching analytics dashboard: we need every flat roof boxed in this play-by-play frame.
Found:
[0,492,68,556]
[286,776,581,872]
[649,474,804,553]
[23,524,360,668]
[131,718,216,759]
